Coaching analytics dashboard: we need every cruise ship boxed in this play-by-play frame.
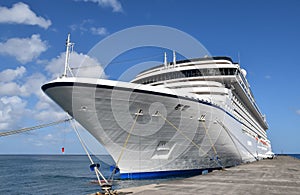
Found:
[42,35,273,179]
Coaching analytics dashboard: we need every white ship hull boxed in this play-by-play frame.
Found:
[42,77,272,179]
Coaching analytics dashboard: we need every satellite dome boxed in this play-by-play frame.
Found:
[241,69,247,77]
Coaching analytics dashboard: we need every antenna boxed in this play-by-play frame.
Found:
[173,50,176,67]
[238,52,241,65]
[164,52,167,68]
[62,33,74,77]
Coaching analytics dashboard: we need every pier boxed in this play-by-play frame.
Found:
[116,155,300,195]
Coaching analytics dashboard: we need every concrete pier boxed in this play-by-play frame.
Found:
[118,156,300,195]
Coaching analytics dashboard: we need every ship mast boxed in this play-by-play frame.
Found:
[164,52,167,68]
[62,33,74,77]
[173,50,176,67]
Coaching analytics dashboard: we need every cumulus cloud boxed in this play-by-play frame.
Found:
[0,96,29,130]
[0,34,48,64]
[70,19,92,33]
[34,109,67,122]
[90,27,108,36]
[46,51,106,79]
[25,51,108,125]
[0,82,22,96]
[70,20,108,36]
[80,0,123,12]
[0,2,51,29]
[0,65,64,130]
[0,66,26,96]
[0,66,47,97]
[20,73,47,97]
[32,88,68,128]
[0,66,26,82]
[0,80,66,133]
[0,44,105,142]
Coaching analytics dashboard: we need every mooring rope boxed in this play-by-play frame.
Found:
[215,120,243,161]
[69,120,109,186]
[109,109,141,181]
[200,121,223,168]
[201,121,218,155]
[0,118,73,137]
[157,112,212,158]
[216,120,259,161]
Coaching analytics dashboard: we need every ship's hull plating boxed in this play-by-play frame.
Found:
[42,78,272,179]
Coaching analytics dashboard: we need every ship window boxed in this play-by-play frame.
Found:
[135,68,238,84]
[227,68,230,75]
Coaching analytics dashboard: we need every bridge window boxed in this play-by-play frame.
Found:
[135,68,237,84]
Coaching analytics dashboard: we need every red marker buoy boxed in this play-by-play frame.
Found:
[61,147,65,153]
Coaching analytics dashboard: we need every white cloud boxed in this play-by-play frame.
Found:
[0,69,65,134]
[35,95,52,110]
[0,34,48,64]
[0,67,46,97]
[46,51,106,79]
[70,19,92,33]
[70,20,108,36]
[33,51,106,124]
[38,50,106,129]
[34,85,65,116]
[0,46,105,139]
[34,109,67,122]
[264,75,271,79]
[0,82,22,96]
[20,73,47,97]
[0,96,29,130]
[80,0,123,12]
[90,27,108,36]
[45,52,66,78]
[0,66,26,82]
[0,66,61,130]
[0,67,25,96]
[26,132,62,147]
[0,2,51,29]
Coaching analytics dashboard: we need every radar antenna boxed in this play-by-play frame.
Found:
[62,33,74,77]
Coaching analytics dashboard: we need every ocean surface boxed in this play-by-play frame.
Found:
[0,155,171,195]
[288,154,300,159]
[0,154,299,195]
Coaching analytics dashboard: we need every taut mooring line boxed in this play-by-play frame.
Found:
[0,118,73,137]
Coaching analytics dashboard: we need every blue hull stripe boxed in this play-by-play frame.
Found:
[119,168,217,179]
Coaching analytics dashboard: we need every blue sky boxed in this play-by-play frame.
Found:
[0,0,299,154]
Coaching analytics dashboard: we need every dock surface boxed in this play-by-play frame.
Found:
[119,156,300,195]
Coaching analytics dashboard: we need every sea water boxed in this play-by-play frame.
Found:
[0,154,299,194]
[0,155,167,195]
[288,154,300,159]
